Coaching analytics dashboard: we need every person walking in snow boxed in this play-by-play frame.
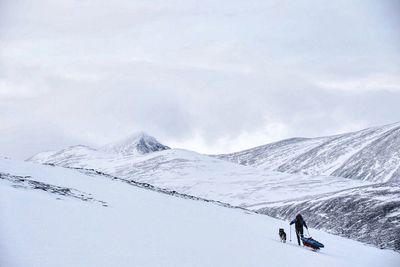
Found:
[290,214,308,246]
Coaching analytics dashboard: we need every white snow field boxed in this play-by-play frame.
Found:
[26,132,400,251]
[1,159,399,267]
[28,148,369,208]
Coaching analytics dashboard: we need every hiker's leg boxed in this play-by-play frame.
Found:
[296,231,301,245]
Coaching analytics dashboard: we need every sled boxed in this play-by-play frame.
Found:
[301,236,324,250]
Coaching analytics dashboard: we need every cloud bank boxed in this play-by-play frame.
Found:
[1,0,399,159]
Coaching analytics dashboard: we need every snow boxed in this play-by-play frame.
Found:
[1,159,399,267]
[27,148,370,207]
[24,123,400,251]
[26,135,400,251]
[218,122,400,183]
[99,132,170,155]
[258,183,400,251]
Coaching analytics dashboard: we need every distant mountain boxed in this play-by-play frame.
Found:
[100,132,170,155]
[217,122,400,183]
[28,132,170,164]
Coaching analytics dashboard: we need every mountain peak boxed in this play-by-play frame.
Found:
[100,132,170,155]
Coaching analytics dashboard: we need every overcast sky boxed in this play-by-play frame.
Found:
[1,0,399,159]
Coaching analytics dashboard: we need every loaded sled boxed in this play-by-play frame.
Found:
[301,236,324,250]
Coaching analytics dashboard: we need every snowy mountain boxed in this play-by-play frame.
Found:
[28,132,170,164]
[27,135,400,251]
[217,122,400,183]
[1,158,399,267]
[100,132,170,155]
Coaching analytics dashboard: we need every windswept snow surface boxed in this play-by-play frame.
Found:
[1,159,399,267]
[217,122,400,183]
[28,148,368,206]
[27,147,400,250]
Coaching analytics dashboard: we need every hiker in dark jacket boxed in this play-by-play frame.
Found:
[290,214,308,246]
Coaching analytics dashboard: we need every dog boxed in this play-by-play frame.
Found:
[279,228,287,243]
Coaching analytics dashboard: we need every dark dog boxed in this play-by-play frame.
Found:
[279,228,287,243]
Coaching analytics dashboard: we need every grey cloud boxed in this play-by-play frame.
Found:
[0,0,399,159]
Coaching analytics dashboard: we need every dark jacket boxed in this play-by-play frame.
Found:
[290,215,308,230]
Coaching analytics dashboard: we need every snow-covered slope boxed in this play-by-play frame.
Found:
[1,158,399,267]
[28,148,367,207]
[217,122,400,183]
[28,145,103,166]
[257,183,400,251]
[27,145,400,251]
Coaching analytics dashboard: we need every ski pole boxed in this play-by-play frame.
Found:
[306,228,310,237]
[290,224,292,242]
